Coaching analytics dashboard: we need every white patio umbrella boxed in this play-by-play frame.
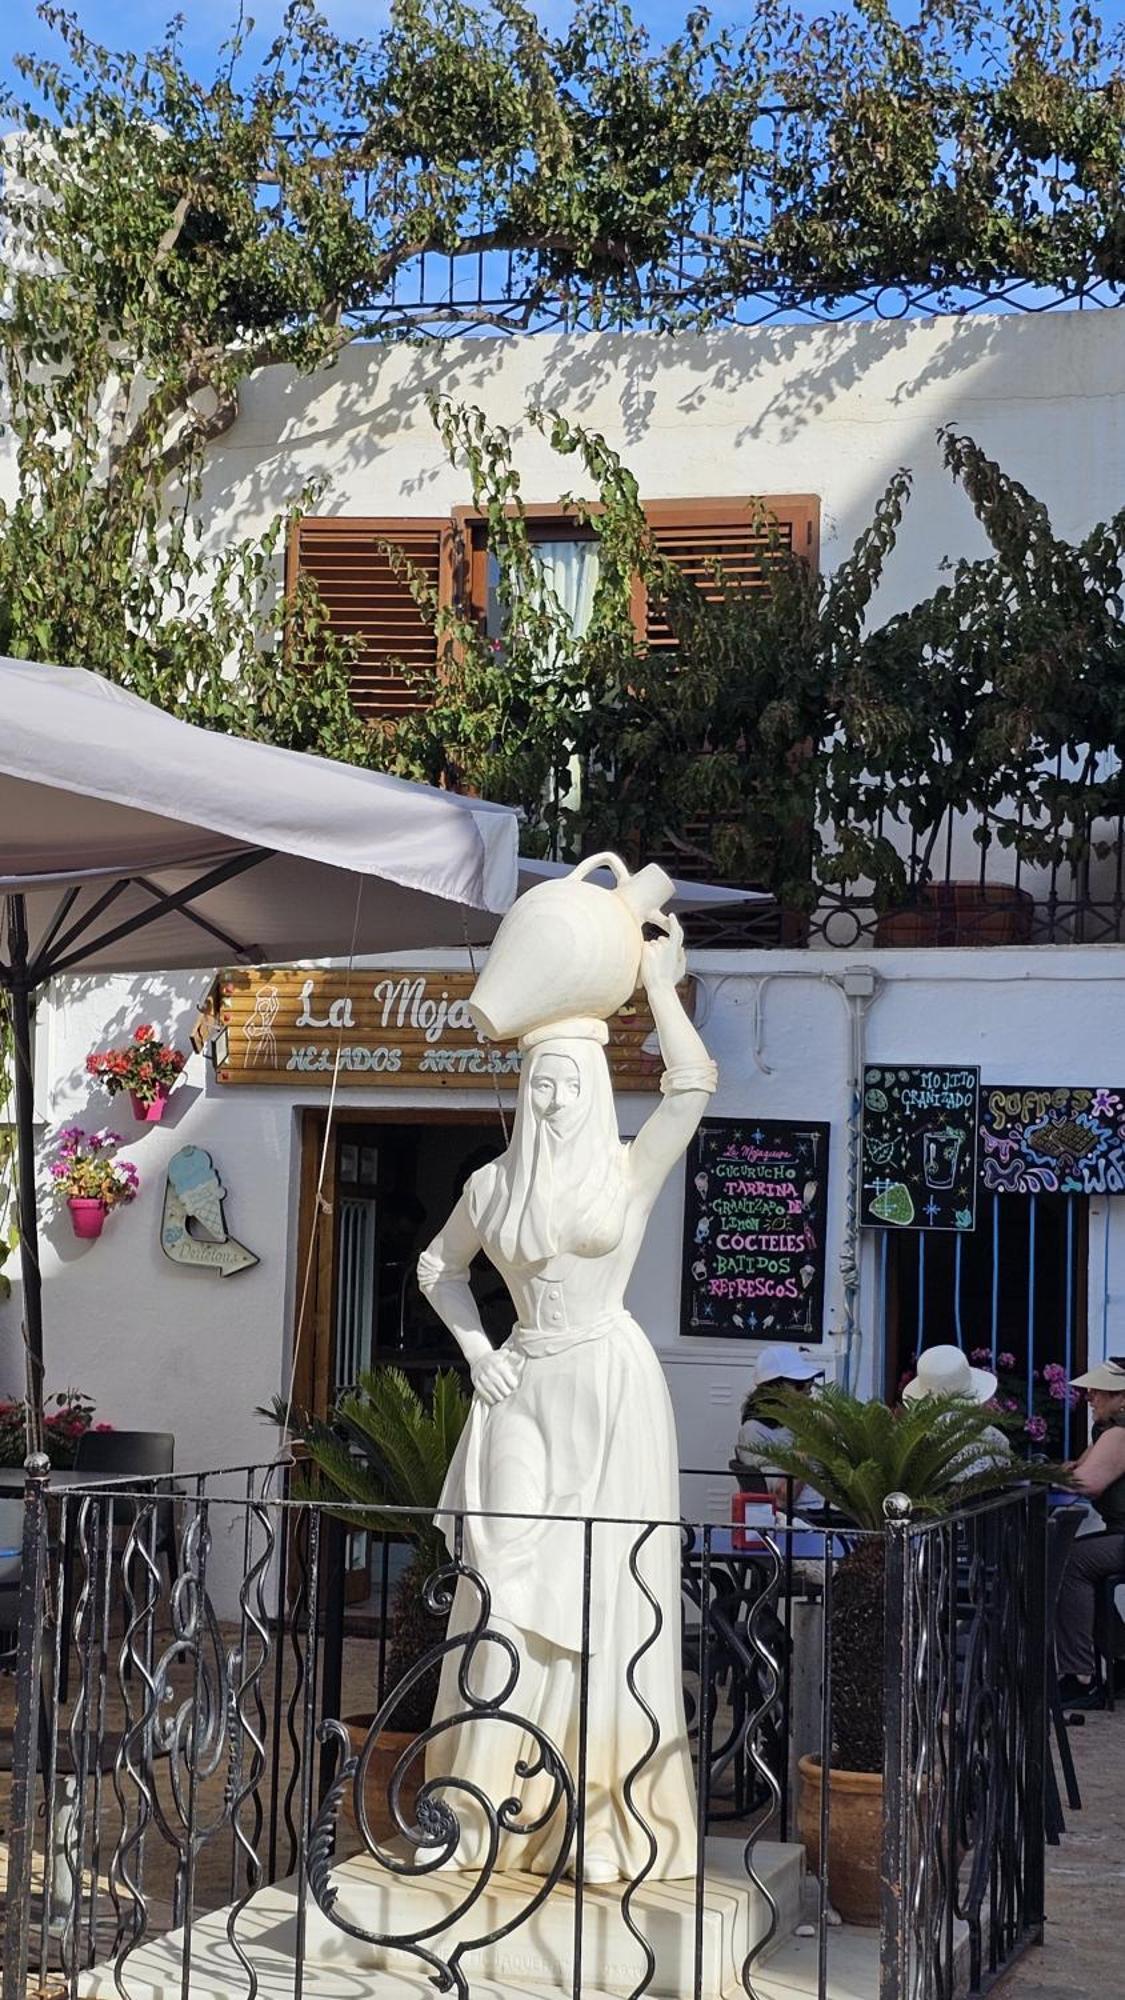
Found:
[0,657,520,1414]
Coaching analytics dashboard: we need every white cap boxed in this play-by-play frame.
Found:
[901,1345,997,1406]
[750,1345,824,1393]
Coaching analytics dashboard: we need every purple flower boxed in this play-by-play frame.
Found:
[1049,1379,1069,1401]
[997,1351,1016,1370]
[1042,1363,1065,1382]
[1004,1397,1020,1412]
[970,1347,992,1365]
[1024,1415,1048,1442]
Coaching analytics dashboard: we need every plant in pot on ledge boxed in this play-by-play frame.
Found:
[49,1126,139,1238]
[86,1024,187,1123]
[268,1366,470,1843]
[757,1385,1053,1926]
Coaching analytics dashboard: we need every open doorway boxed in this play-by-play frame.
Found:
[330,1117,509,1398]
[291,1109,510,1611]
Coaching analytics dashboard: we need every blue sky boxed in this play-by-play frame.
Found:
[0,0,714,91]
[3,0,1125,98]
[14,0,1125,96]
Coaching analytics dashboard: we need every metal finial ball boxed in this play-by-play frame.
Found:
[23,1451,51,1479]
[883,1490,913,1522]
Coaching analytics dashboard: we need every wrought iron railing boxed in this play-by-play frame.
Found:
[0,1464,1047,2000]
[678,790,1125,951]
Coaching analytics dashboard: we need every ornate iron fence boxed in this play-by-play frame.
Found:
[0,1465,1046,2000]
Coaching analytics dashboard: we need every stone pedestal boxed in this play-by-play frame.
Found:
[79,1837,805,2000]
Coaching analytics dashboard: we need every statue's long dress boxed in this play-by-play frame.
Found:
[417,1148,698,1880]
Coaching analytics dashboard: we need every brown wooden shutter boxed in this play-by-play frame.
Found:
[289,516,451,719]
[636,498,819,647]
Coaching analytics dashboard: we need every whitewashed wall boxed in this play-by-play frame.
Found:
[184,308,1125,627]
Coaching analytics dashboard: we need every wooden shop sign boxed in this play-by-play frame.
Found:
[212,968,692,1091]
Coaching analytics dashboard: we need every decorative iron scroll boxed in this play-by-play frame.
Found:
[306,1560,575,1999]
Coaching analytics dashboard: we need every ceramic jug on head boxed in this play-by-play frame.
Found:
[469,852,677,1043]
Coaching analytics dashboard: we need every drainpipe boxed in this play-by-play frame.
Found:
[838,965,879,1394]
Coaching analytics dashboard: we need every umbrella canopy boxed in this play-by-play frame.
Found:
[0,656,520,1417]
[1,659,517,973]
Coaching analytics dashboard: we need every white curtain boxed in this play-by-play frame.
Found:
[532,541,599,844]
[532,538,600,657]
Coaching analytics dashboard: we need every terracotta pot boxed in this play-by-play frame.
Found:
[342,1717,422,1844]
[129,1087,169,1123]
[469,852,676,1041]
[874,882,1035,949]
[67,1197,106,1240]
[797,1754,883,1926]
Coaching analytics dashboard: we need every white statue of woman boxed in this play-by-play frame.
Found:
[416,913,716,1885]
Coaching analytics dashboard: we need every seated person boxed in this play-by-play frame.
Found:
[900,1345,1012,1478]
[734,1345,824,1510]
[1056,1358,1125,1707]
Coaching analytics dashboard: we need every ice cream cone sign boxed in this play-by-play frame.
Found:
[161,1146,258,1277]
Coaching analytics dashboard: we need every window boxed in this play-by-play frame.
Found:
[289,496,819,721]
[288,516,454,721]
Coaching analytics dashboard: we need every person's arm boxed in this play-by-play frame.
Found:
[1069,1425,1125,1499]
[416,1194,520,1406]
[628,916,718,1199]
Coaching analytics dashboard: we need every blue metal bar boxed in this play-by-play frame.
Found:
[878,1230,889,1389]
[1064,1197,1075,1460]
[953,1235,964,1351]
[1026,1196,1037,1420]
[991,1195,1001,1370]
[1103,1199,1111,1353]
[917,1233,927,1351]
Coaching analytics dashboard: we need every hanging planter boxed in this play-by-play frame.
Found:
[67,1197,107,1240]
[129,1085,170,1124]
[49,1128,139,1242]
[87,1025,187,1123]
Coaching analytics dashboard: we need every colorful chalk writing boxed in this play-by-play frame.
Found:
[979,1085,1125,1194]
[861,1065,979,1232]
[681,1118,830,1342]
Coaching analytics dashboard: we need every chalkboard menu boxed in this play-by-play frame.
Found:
[979,1085,1125,1195]
[860,1065,979,1232]
[681,1118,830,1342]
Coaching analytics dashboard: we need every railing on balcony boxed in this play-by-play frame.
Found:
[0,1465,1046,2000]
[678,787,1125,952]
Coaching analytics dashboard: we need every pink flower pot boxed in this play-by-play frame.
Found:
[68,1198,106,1240]
[130,1088,169,1123]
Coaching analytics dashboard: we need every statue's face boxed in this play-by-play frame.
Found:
[529,1053,582,1132]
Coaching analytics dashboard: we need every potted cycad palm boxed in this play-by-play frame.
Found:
[268,1366,470,1840]
[757,1385,1047,1925]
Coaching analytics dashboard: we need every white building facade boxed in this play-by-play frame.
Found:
[5,307,1125,1542]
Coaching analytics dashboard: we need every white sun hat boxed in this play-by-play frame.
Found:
[750,1346,825,1394]
[1070,1359,1125,1393]
[902,1345,997,1405]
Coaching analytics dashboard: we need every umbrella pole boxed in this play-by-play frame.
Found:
[5,895,44,1425]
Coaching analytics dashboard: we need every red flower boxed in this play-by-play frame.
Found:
[134,1024,155,1043]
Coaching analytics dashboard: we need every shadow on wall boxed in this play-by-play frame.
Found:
[192,309,1125,636]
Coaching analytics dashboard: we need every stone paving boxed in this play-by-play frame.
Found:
[992,1699,1125,2000]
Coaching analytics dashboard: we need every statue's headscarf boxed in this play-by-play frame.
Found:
[466,1035,627,1268]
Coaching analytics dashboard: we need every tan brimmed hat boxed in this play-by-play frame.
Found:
[1070,1359,1125,1393]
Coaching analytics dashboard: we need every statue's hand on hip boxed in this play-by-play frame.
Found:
[471,1347,523,1406]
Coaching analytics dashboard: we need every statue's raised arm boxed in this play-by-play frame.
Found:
[628,910,718,1200]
